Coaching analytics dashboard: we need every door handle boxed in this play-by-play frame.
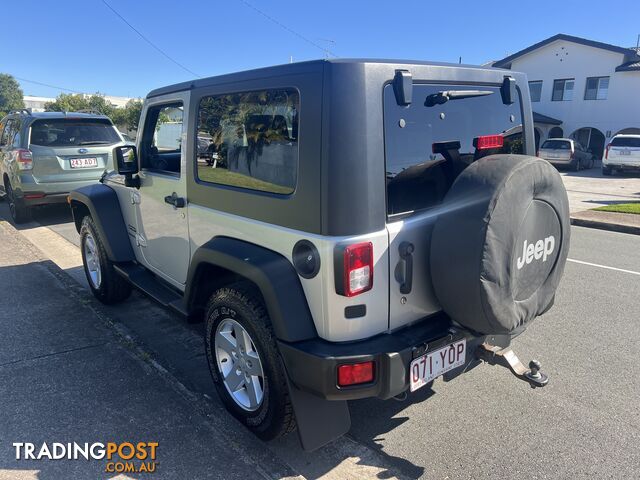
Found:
[164,192,186,208]
[399,241,414,294]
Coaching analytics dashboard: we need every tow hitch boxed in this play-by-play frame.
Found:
[476,343,549,388]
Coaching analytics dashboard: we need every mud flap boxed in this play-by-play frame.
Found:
[286,377,351,451]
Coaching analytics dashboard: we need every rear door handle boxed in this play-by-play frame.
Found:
[164,192,186,208]
[399,241,414,294]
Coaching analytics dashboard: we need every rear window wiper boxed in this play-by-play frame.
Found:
[425,90,493,107]
[77,141,113,145]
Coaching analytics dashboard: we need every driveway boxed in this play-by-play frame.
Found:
[560,167,640,212]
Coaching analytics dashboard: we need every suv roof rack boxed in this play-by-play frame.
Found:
[9,109,32,116]
[76,109,105,116]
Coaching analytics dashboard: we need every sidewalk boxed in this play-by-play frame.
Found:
[0,220,297,480]
[570,209,640,235]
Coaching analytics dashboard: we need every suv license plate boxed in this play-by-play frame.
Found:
[620,150,631,155]
[409,339,466,392]
[70,157,98,168]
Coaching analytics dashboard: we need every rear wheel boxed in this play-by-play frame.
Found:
[602,166,612,176]
[205,283,296,441]
[573,158,582,171]
[4,180,31,224]
[80,216,131,304]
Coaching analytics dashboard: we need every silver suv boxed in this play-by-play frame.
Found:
[69,60,571,451]
[0,110,124,223]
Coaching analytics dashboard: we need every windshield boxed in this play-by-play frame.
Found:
[541,140,571,150]
[384,83,524,216]
[30,118,120,147]
[611,137,640,148]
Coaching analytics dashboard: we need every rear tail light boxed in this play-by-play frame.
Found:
[337,361,375,386]
[605,144,611,159]
[17,149,33,170]
[473,135,504,150]
[342,242,373,297]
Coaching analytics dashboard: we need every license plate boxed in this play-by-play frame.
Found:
[70,157,98,168]
[620,150,631,156]
[409,339,466,392]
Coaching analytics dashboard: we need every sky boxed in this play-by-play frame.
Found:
[2,0,640,99]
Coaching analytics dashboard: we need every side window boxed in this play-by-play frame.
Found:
[195,88,299,195]
[0,119,13,146]
[11,119,22,147]
[140,103,183,175]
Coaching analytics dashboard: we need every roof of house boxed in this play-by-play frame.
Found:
[616,60,640,72]
[493,34,640,69]
[532,111,562,125]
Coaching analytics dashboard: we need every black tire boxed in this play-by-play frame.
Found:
[573,158,581,171]
[205,283,296,441]
[602,166,612,176]
[431,155,570,335]
[4,179,31,224]
[80,216,131,304]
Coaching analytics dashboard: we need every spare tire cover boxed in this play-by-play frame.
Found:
[430,155,570,335]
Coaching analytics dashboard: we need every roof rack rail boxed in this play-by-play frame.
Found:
[9,109,32,115]
[76,109,104,115]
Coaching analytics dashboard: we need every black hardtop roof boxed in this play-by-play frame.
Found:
[146,58,511,98]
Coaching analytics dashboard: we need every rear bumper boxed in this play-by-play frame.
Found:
[16,176,102,206]
[603,162,640,171]
[278,313,508,401]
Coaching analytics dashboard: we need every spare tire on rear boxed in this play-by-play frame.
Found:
[430,155,570,335]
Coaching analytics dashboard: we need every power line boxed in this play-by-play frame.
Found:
[14,76,82,94]
[236,0,337,58]
[100,0,200,78]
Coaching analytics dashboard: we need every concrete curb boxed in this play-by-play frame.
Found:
[570,216,640,236]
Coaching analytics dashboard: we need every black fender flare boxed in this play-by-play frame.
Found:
[68,184,135,263]
[185,237,318,343]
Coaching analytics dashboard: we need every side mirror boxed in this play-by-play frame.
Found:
[113,145,140,188]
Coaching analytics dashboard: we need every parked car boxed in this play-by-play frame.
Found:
[602,134,640,175]
[0,110,124,223]
[68,60,570,451]
[537,138,594,171]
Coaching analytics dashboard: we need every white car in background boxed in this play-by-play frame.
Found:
[603,134,640,175]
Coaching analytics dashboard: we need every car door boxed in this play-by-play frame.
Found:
[134,94,190,286]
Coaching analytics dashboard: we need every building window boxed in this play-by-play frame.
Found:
[529,81,542,102]
[552,79,574,101]
[584,76,609,100]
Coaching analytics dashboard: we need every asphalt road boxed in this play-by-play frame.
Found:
[1,200,639,479]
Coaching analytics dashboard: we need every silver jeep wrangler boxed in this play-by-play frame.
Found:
[69,60,570,451]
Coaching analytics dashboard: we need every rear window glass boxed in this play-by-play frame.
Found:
[541,140,571,150]
[30,119,120,147]
[384,84,523,216]
[611,137,640,148]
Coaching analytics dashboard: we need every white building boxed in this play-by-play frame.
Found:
[492,34,640,158]
[23,94,136,112]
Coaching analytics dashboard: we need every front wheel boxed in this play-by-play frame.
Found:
[205,283,296,441]
[80,216,131,304]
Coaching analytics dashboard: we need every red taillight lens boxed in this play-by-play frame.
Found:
[343,242,373,297]
[337,361,374,386]
[17,149,33,170]
[605,144,611,159]
[474,135,504,150]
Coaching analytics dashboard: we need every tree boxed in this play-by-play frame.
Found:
[44,93,117,119]
[0,73,24,117]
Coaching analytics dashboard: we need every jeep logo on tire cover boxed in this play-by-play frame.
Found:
[512,199,562,301]
[516,236,555,270]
